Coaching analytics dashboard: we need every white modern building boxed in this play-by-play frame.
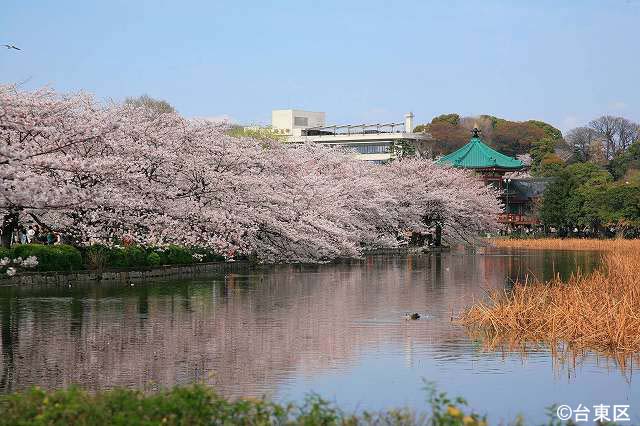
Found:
[271,109,432,163]
[272,109,326,136]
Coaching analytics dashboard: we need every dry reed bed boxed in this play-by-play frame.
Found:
[461,242,640,353]
[490,237,640,251]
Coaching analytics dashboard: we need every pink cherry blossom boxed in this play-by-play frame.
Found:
[1,85,503,262]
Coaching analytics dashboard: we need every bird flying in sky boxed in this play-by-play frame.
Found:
[2,44,21,50]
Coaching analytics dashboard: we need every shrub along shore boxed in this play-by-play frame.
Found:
[462,239,640,353]
[3,384,589,426]
[0,244,226,275]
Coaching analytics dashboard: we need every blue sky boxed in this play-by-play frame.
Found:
[1,0,638,132]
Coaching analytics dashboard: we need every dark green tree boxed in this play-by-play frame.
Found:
[431,113,460,126]
[537,154,564,177]
[539,172,574,233]
[608,140,640,180]
[530,137,557,174]
[526,120,563,141]
[540,163,614,235]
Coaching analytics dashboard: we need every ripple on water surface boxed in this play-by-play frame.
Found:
[0,248,636,424]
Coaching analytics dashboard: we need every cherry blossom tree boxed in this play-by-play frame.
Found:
[376,159,503,246]
[0,85,116,246]
[1,86,502,261]
[90,115,396,262]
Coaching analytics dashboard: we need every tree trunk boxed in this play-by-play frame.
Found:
[434,224,442,247]
[1,212,19,248]
[410,232,426,247]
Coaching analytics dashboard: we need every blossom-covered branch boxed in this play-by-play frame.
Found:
[1,85,502,261]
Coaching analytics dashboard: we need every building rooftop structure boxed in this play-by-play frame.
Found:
[272,109,432,163]
[511,178,552,199]
[437,128,523,170]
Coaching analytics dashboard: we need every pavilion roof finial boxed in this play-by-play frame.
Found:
[471,127,481,138]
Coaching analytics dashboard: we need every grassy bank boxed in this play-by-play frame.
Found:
[0,385,498,426]
[0,244,226,275]
[463,240,640,353]
[490,237,640,251]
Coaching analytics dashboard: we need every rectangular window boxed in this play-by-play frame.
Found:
[350,144,390,154]
[294,116,309,127]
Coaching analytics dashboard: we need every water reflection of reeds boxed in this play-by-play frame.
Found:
[463,241,640,379]
[465,331,640,381]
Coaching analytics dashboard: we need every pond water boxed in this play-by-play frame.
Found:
[0,248,637,424]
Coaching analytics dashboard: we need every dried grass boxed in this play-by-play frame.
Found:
[489,237,640,251]
[461,242,640,355]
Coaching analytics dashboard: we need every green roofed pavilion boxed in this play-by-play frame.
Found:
[437,129,523,170]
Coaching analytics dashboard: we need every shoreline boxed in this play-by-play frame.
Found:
[0,260,251,287]
[0,246,457,287]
